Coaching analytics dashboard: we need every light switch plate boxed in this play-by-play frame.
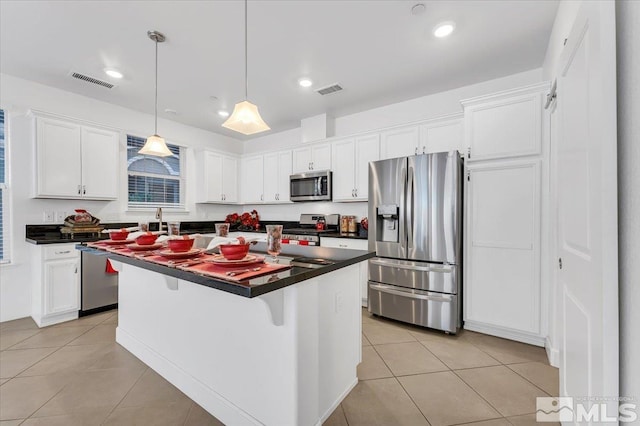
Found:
[43,211,54,223]
[55,211,67,222]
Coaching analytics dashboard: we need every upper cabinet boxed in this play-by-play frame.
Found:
[263,150,292,203]
[34,115,119,200]
[462,84,547,162]
[240,150,292,204]
[196,151,238,203]
[292,143,331,173]
[419,114,464,155]
[380,125,420,159]
[332,134,379,201]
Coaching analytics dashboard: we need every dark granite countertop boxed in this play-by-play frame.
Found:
[26,220,301,244]
[78,242,374,298]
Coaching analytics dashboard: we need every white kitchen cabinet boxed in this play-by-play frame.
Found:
[263,150,292,203]
[419,114,464,155]
[462,84,547,162]
[332,134,379,201]
[380,125,420,159]
[240,155,264,203]
[34,115,119,199]
[321,237,369,307]
[292,143,331,173]
[30,243,80,327]
[464,159,543,345]
[196,151,238,203]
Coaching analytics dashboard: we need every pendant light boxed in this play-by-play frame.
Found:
[139,30,173,157]
[222,0,270,135]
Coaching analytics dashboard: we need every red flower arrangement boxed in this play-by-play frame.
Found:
[225,209,260,231]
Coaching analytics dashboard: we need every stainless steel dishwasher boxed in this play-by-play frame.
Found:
[81,250,118,315]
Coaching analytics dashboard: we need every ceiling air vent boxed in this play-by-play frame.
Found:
[70,72,115,89]
[315,83,343,96]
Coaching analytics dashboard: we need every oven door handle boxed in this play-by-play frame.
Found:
[369,258,453,273]
[369,284,453,303]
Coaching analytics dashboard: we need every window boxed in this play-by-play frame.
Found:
[127,135,184,209]
[0,109,8,262]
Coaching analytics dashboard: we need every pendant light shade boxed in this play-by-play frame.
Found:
[222,100,270,135]
[222,0,270,135]
[139,134,172,156]
[139,30,172,157]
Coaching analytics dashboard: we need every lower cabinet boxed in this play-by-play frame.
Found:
[30,243,80,327]
[320,237,369,307]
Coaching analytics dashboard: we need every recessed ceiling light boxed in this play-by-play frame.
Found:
[298,78,313,88]
[433,22,455,38]
[104,68,123,79]
[218,110,230,118]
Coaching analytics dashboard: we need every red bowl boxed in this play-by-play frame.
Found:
[167,238,195,253]
[136,234,158,246]
[219,244,250,260]
[110,230,130,241]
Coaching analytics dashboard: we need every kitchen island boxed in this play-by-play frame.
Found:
[79,243,374,426]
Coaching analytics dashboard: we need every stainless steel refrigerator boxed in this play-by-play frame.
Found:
[368,151,463,333]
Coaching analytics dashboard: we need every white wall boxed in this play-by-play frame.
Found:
[616,0,640,404]
[0,74,241,321]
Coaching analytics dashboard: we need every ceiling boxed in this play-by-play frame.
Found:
[0,0,559,140]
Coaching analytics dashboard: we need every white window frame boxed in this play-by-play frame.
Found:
[126,135,186,211]
[0,108,11,264]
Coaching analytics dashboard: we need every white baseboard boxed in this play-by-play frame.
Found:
[545,336,560,367]
[464,320,546,347]
[361,298,368,308]
[33,311,78,328]
[116,327,262,426]
[316,377,358,426]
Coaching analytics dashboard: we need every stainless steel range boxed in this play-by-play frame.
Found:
[282,214,339,246]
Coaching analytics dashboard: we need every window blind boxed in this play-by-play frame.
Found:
[127,135,184,209]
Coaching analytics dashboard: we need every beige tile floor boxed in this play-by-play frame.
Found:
[0,309,559,425]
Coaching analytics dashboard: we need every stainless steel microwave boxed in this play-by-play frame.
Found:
[290,171,332,202]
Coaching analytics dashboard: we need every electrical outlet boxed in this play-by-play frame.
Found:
[55,211,67,222]
[43,211,54,223]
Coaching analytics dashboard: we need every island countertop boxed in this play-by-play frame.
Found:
[78,242,374,298]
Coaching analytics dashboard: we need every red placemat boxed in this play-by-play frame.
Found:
[178,261,291,282]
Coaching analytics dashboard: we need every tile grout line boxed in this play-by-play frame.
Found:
[503,363,554,397]
[451,367,513,419]
[99,366,150,425]
[393,374,434,426]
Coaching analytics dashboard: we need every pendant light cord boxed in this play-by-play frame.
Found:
[244,0,248,100]
[154,37,159,134]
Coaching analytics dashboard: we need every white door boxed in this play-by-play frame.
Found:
[354,134,380,200]
[557,0,618,412]
[380,126,419,159]
[276,150,292,202]
[420,118,464,155]
[331,138,356,201]
[204,152,223,202]
[44,259,80,315]
[222,156,238,203]
[263,152,278,203]
[36,118,82,198]
[241,155,264,203]
[292,147,312,173]
[311,143,331,171]
[81,126,119,199]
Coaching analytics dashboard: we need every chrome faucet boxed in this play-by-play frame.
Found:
[155,207,163,231]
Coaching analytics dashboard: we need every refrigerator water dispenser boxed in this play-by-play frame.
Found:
[376,204,399,242]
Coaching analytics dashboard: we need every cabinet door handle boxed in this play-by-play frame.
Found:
[82,185,86,195]
[77,185,81,195]
[74,267,78,274]
[414,147,418,155]
[276,193,279,200]
[422,146,426,154]
[308,162,311,170]
[312,161,314,169]
[260,194,263,201]
[355,189,358,197]
[339,244,348,248]
[56,250,71,255]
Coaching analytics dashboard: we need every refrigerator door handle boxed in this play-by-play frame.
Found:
[369,258,453,273]
[399,163,407,254]
[406,164,415,251]
[369,283,453,303]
